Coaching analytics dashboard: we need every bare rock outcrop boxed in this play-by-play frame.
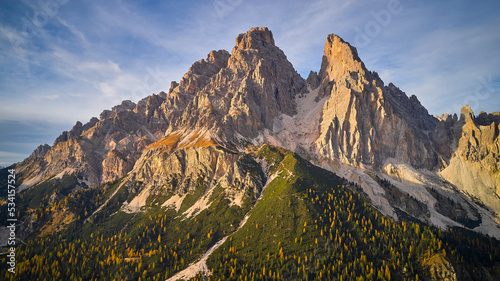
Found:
[314,34,439,168]
[160,27,306,147]
[440,106,500,217]
[16,93,170,188]
[9,27,500,234]
[28,144,51,159]
[125,145,265,214]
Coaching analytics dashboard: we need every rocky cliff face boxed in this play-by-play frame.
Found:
[163,27,306,146]
[122,145,265,216]
[16,93,169,190]
[313,34,440,168]
[9,27,500,238]
[440,106,500,217]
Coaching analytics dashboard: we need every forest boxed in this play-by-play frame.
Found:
[1,145,500,280]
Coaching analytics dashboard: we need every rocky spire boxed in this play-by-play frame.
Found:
[165,27,306,142]
[314,33,439,168]
[459,104,475,123]
[28,144,51,159]
[234,27,275,51]
[319,34,368,85]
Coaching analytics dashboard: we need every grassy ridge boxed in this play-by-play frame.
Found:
[204,145,500,280]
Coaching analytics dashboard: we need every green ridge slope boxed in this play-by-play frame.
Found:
[1,146,500,280]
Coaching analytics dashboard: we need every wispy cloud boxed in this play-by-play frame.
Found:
[56,17,88,47]
[41,94,60,100]
[371,11,500,115]
[0,151,29,166]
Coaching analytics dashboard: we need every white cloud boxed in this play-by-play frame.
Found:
[375,18,500,115]
[0,151,29,166]
[41,94,60,100]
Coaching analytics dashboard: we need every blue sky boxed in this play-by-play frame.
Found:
[0,0,499,166]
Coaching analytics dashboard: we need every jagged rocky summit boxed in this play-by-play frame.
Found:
[10,27,500,239]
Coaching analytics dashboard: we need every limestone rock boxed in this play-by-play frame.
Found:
[28,144,51,159]
[125,145,265,214]
[313,33,439,168]
[10,27,500,235]
[459,104,475,123]
[235,27,275,50]
[306,70,320,89]
[440,106,500,217]
[16,93,170,188]
[162,27,306,146]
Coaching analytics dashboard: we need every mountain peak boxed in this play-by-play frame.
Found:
[28,144,51,160]
[9,28,500,257]
[319,33,366,83]
[234,27,275,51]
[459,104,475,122]
[6,28,500,280]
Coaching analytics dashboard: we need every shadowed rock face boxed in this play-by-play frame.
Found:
[439,105,500,217]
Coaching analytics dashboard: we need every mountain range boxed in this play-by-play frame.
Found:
[1,27,500,280]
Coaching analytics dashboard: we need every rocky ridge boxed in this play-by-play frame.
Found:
[440,106,500,217]
[8,27,500,239]
[312,34,439,168]
[16,93,169,190]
